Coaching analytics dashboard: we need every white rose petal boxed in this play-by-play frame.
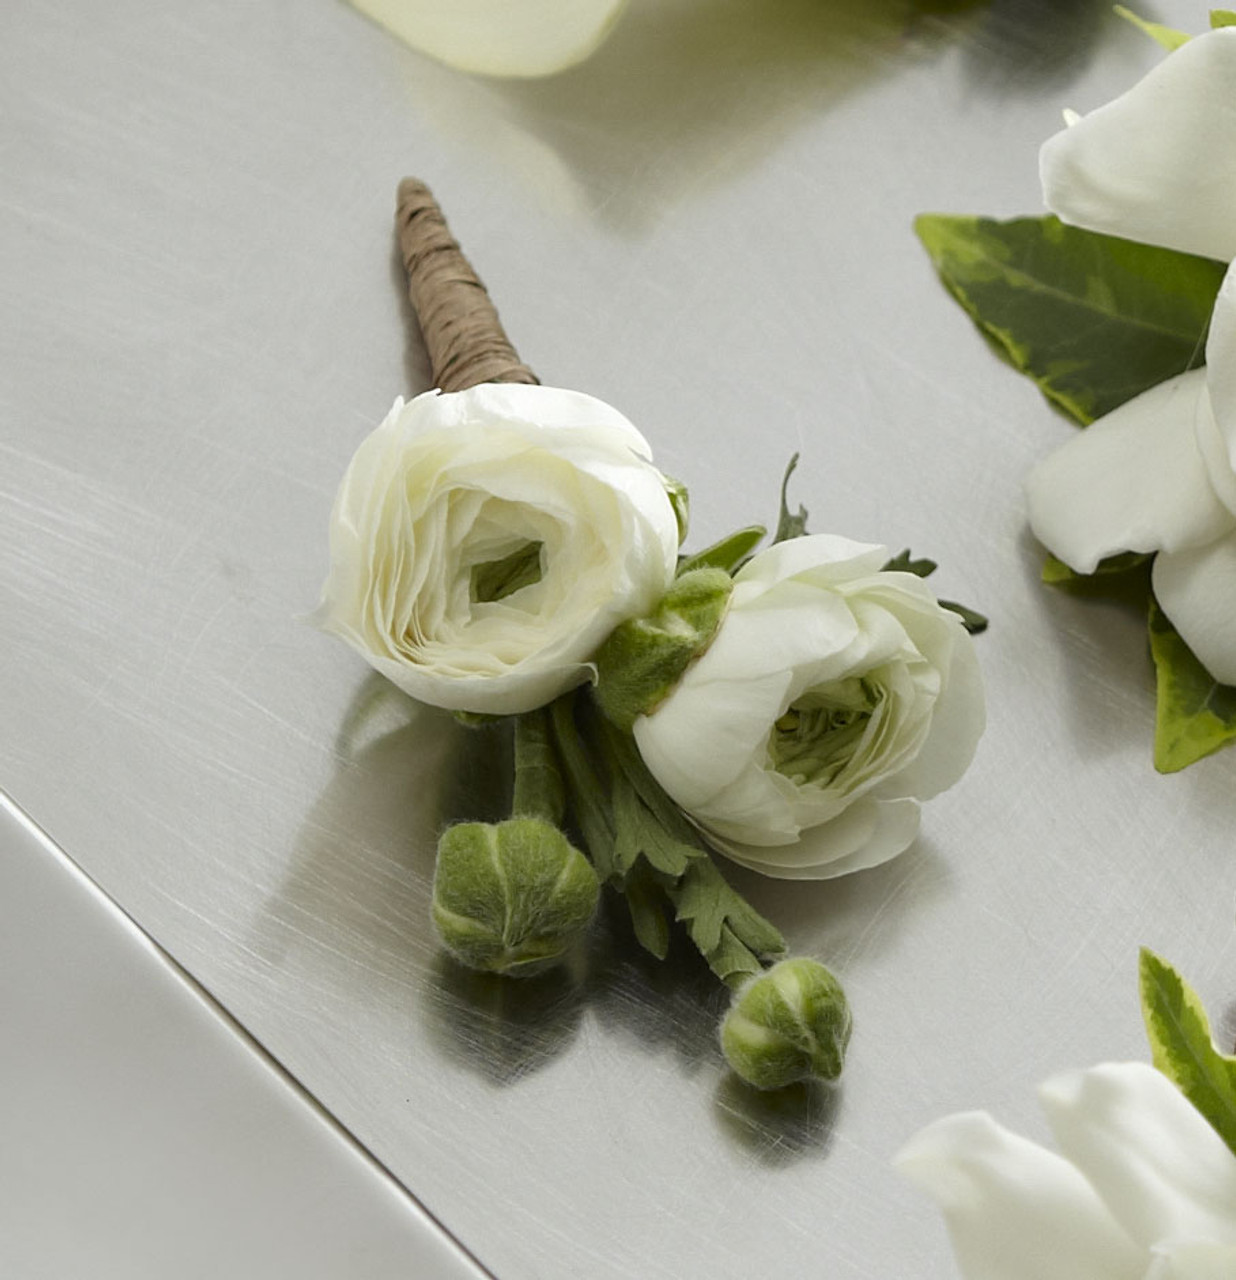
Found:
[897,1062,1236,1280]
[348,0,627,78]
[1040,28,1236,262]
[632,535,985,879]
[316,383,679,716]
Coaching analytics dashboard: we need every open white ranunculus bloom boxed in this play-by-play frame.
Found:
[632,535,985,880]
[315,383,679,716]
[895,1061,1236,1280]
[348,0,627,77]
[1028,28,1236,685]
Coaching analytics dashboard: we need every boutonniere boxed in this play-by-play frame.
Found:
[315,180,986,1094]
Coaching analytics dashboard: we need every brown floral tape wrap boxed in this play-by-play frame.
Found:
[396,178,539,393]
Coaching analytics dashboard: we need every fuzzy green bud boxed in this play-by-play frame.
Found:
[432,817,599,978]
[720,958,852,1090]
[592,567,731,731]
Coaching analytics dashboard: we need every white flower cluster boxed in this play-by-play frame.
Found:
[1028,29,1236,685]
[316,381,984,879]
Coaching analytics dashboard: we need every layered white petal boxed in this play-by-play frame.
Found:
[1026,370,1234,573]
[1202,264,1236,496]
[634,538,985,878]
[715,796,921,880]
[1041,1064,1236,1253]
[348,0,627,78]
[316,384,679,714]
[894,1111,1144,1280]
[1153,531,1236,685]
[1040,28,1236,262]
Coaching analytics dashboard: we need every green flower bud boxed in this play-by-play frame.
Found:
[432,817,599,977]
[720,958,852,1090]
[592,567,732,731]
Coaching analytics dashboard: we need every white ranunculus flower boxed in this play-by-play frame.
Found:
[347,0,627,78]
[632,535,985,880]
[1028,29,1236,684]
[315,383,680,716]
[895,1061,1236,1280]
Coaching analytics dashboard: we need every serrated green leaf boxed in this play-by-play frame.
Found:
[612,771,695,879]
[1139,948,1236,1156]
[679,525,766,576]
[1149,595,1236,771]
[1113,5,1191,49]
[1212,9,1236,28]
[624,868,671,960]
[671,858,785,985]
[884,549,938,578]
[938,599,989,634]
[773,453,809,544]
[916,214,1226,424]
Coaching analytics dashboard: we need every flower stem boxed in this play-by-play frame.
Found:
[511,708,566,827]
[396,179,540,393]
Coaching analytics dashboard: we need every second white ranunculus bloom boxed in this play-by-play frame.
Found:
[1028,28,1236,684]
[632,535,985,879]
[896,1061,1236,1279]
[315,383,680,717]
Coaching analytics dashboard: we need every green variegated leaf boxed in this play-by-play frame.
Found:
[1149,596,1236,772]
[1140,948,1236,1156]
[915,214,1226,424]
[1113,5,1191,49]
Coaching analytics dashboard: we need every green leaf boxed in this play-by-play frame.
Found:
[884,549,938,578]
[612,771,695,879]
[1149,595,1236,771]
[1042,551,1154,608]
[623,866,671,960]
[915,214,1226,424]
[470,540,544,604]
[1113,5,1191,49]
[938,599,989,634]
[1212,9,1236,29]
[670,858,785,986]
[773,454,809,544]
[1139,948,1236,1156]
[678,525,766,576]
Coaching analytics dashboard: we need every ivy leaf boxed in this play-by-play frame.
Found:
[773,453,809,544]
[915,214,1226,425]
[1149,595,1236,772]
[1139,948,1236,1156]
[1113,5,1191,50]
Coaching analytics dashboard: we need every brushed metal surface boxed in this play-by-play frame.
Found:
[0,792,491,1280]
[2,1,1233,1277]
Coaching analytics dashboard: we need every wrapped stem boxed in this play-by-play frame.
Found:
[396,178,540,393]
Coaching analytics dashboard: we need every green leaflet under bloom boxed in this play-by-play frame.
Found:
[1113,5,1191,51]
[1149,596,1236,772]
[915,213,1226,425]
[1140,948,1236,1157]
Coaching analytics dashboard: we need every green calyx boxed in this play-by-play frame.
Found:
[720,958,852,1090]
[592,567,732,732]
[432,816,599,978]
